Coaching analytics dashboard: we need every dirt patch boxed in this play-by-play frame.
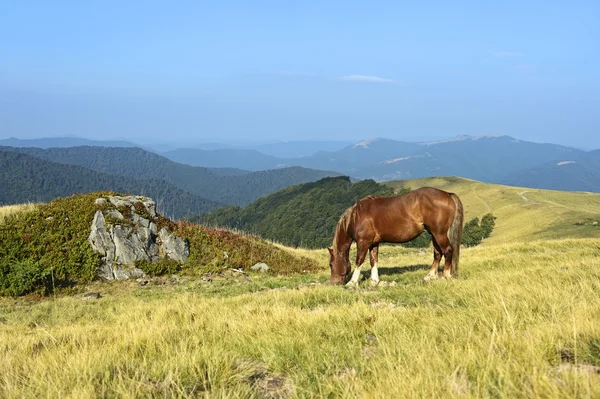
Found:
[236,360,295,399]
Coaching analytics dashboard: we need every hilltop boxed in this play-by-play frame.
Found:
[385,176,600,244]
[0,192,319,296]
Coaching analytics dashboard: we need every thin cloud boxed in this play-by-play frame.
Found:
[339,74,397,84]
[489,50,523,57]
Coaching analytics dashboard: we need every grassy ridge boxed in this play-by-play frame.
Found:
[386,176,600,244]
[1,239,599,397]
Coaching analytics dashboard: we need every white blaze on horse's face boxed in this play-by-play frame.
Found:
[328,247,350,285]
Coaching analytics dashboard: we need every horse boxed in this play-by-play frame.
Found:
[328,187,464,285]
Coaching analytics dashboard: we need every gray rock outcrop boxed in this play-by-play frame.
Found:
[88,195,189,280]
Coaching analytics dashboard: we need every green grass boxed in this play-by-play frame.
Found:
[385,176,600,245]
[1,238,600,398]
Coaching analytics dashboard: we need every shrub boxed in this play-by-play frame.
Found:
[462,213,496,247]
[134,258,181,276]
[0,259,52,296]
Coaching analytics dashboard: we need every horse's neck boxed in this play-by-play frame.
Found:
[333,224,352,254]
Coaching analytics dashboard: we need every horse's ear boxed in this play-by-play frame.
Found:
[327,247,334,256]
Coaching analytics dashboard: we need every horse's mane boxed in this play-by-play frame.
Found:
[332,205,353,248]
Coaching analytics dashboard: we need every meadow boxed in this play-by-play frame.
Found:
[1,178,600,398]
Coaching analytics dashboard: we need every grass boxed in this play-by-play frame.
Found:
[1,238,600,398]
[386,176,600,245]
[2,180,600,397]
[0,203,39,225]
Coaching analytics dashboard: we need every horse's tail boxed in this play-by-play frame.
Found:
[448,193,464,275]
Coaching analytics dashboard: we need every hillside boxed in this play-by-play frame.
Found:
[195,176,395,248]
[385,176,600,244]
[0,150,222,219]
[0,192,319,296]
[502,150,600,192]
[2,183,600,396]
[1,146,341,206]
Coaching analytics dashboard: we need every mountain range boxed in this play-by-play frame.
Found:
[0,150,221,219]
[161,135,600,192]
[3,134,600,194]
[0,146,342,212]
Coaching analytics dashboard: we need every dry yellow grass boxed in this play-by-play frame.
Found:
[1,238,600,398]
[0,203,39,225]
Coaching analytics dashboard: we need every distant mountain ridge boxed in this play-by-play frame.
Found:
[5,134,600,193]
[162,135,591,189]
[0,150,222,219]
[502,150,600,192]
[0,136,140,149]
[1,146,342,206]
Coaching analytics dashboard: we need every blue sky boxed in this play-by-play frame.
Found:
[1,1,599,148]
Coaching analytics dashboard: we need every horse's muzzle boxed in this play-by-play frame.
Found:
[329,274,346,285]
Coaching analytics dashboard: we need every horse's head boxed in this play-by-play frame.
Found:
[328,247,351,285]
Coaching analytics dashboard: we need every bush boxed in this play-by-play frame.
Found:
[462,213,496,247]
[0,259,52,296]
[134,258,181,276]
[0,192,110,296]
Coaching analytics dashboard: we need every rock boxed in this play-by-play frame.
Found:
[82,292,101,300]
[94,198,107,205]
[159,228,189,262]
[106,210,124,220]
[88,195,189,280]
[251,262,270,273]
[142,199,157,218]
[365,334,378,345]
[89,211,115,261]
[137,278,149,286]
[108,195,138,208]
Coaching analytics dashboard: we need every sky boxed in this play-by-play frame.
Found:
[1,1,599,149]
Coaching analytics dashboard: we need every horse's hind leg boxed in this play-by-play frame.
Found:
[369,244,380,286]
[431,232,454,279]
[347,242,369,287]
[424,243,442,281]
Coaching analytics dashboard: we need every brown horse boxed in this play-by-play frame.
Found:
[328,187,464,285]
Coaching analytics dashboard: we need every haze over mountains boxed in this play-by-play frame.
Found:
[160,134,598,192]
[3,134,600,202]
[0,145,342,215]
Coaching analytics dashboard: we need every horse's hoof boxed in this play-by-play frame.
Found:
[370,279,380,287]
[423,274,437,282]
[345,281,358,288]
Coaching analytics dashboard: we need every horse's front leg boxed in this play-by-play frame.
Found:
[369,244,380,286]
[346,243,369,287]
